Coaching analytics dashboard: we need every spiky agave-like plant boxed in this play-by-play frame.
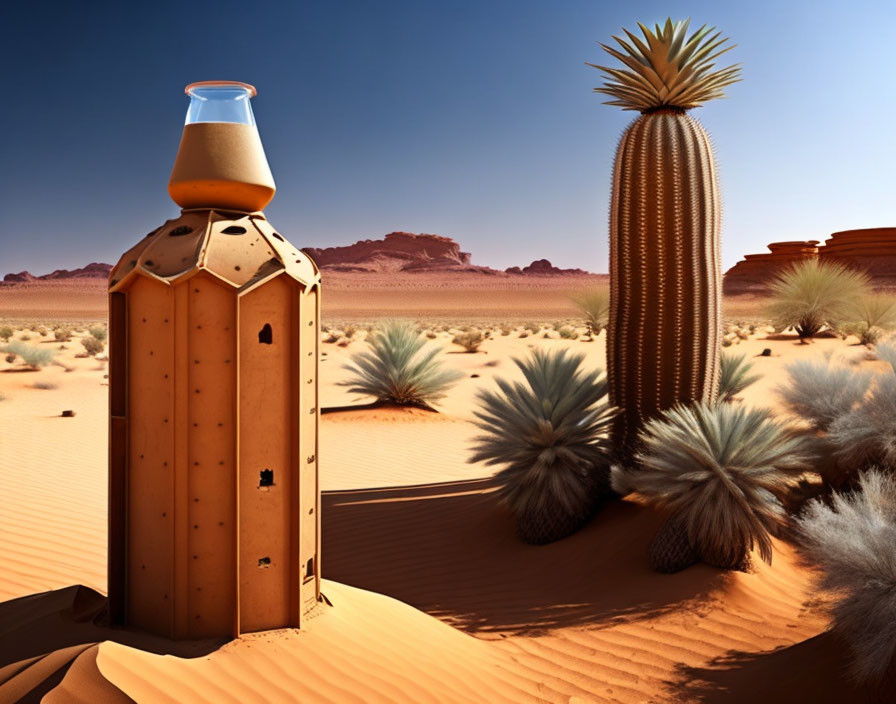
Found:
[589,19,741,459]
[768,259,871,341]
[797,469,896,686]
[570,287,610,337]
[718,350,760,403]
[842,292,896,345]
[340,320,462,407]
[619,402,813,572]
[469,349,616,544]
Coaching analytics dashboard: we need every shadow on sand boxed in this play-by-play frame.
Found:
[666,631,886,704]
[322,477,733,636]
[0,585,224,702]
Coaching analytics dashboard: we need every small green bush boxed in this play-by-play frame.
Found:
[557,326,578,339]
[3,340,56,368]
[81,335,104,356]
[570,288,610,337]
[54,328,72,342]
[452,330,485,352]
[88,325,107,342]
[0,327,12,342]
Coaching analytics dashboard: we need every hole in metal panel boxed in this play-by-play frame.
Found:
[304,557,314,578]
[221,225,246,235]
[259,469,274,487]
[272,232,284,241]
[169,225,193,237]
[258,557,271,568]
[258,323,272,344]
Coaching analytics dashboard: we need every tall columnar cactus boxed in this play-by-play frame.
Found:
[589,18,741,459]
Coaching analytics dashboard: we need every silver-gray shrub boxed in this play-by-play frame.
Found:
[778,357,873,431]
[828,372,896,472]
[797,469,896,683]
[3,340,55,369]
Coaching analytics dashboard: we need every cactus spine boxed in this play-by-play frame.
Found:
[589,19,741,458]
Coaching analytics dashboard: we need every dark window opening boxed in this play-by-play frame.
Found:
[258,323,272,344]
[258,557,271,568]
[221,225,246,235]
[304,557,314,578]
[169,225,193,237]
[259,469,274,487]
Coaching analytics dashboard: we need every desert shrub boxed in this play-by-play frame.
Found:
[54,328,72,342]
[20,334,31,341]
[36,326,47,336]
[469,349,616,544]
[340,320,462,406]
[88,325,107,342]
[840,293,896,346]
[0,327,12,342]
[619,402,814,571]
[557,326,578,340]
[874,339,896,373]
[81,335,104,356]
[828,372,896,473]
[343,324,357,339]
[452,330,485,353]
[500,324,512,336]
[768,260,870,340]
[425,331,437,339]
[719,351,761,402]
[721,337,733,347]
[324,331,342,343]
[31,382,58,390]
[797,469,896,684]
[523,322,540,333]
[3,340,56,369]
[778,357,873,432]
[571,288,610,337]
[4,353,15,364]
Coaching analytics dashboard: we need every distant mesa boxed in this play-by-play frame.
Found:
[303,232,487,274]
[819,227,896,288]
[722,241,819,294]
[2,262,112,283]
[724,228,896,293]
[505,259,591,276]
[303,232,597,276]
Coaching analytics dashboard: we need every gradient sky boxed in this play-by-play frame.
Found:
[2,0,894,276]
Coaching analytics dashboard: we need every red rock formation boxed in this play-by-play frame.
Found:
[2,263,112,283]
[505,259,592,276]
[303,232,489,273]
[818,228,896,288]
[3,271,37,283]
[40,262,112,279]
[723,241,819,294]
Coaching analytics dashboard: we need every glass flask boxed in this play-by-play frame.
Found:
[168,81,276,212]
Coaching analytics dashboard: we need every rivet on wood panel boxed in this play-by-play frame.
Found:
[306,454,315,464]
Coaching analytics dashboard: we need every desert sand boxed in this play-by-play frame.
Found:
[0,281,876,702]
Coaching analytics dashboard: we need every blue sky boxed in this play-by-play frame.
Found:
[1,0,894,275]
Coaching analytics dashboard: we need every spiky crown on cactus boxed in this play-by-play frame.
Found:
[587,18,742,112]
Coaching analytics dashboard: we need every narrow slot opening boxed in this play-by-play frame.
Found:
[304,557,314,579]
[258,323,272,344]
[221,225,246,235]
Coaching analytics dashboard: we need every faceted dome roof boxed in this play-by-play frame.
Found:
[110,209,319,292]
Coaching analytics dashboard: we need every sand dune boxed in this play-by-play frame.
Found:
[0,321,883,702]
